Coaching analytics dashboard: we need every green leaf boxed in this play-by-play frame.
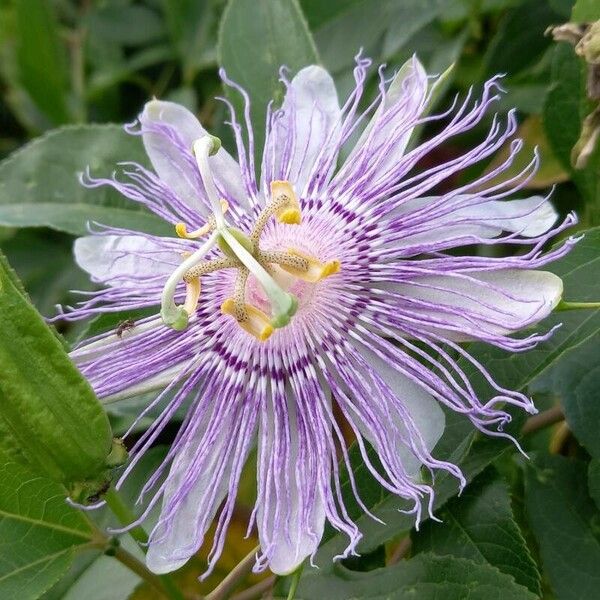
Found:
[41,538,142,600]
[0,125,171,236]
[292,554,537,599]
[588,459,600,512]
[14,0,70,126]
[1,230,93,315]
[524,454,600,600]
[85,5,166,47]
[162,0,219,81]
[412,469,541,595]
[482,0,560,78]
[529,227,600,456]
[0,459,95,600]
[0,253,112,483]
[572,0,600,21]
[538,333,600,456]
[544,44,600,222]
[218,0,319,164]
[302,0,446,74]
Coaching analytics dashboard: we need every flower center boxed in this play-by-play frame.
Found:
[159,136,340,341]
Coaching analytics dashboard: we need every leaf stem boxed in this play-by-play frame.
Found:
[556,300,600,311]
[388,536,412,565]
[206,545,259,600]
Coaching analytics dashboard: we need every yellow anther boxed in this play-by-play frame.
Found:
[175,222,189,238]
[183,278,201,315]
[271,180,302,225]
[175,200,230,239]
[277,249,341,283]
[221,298,274,342]
[279,207,302,225]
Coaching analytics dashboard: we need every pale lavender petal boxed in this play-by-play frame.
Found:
[74,234,183,287]
[264,66,341,194]
[140,100,249,212]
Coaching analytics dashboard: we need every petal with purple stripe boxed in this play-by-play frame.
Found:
[390,269,563,339]
[257,392,326,575]
[265,66,341,193]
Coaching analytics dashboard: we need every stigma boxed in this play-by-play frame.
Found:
[159,136,340,341]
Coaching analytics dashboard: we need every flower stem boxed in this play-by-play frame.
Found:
[556,300,600,311]
[286,564,304,600]
[206,545,259,600]
[112,545,179,600]
[104,488,186,600]
[104,487,148,545]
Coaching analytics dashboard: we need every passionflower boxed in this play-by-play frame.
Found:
[62,55,576,577]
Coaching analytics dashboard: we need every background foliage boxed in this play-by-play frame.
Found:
[0,0,599,599]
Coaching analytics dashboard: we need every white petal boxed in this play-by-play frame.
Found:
[392,195,559,253]
[146,407,250,574]
[140,100,248,211]
[343,57,428,175]
[267,66,341,192]
[461,196,559,237]
[392,269,563,338]
[74,235,181,286]
[355,341,445,476]
[257,395,326,575]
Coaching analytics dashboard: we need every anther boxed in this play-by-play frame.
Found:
[263,249,341,283]
[176,200,229,239]
[249,180,301,247]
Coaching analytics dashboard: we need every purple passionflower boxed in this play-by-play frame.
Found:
[64,55,576,576]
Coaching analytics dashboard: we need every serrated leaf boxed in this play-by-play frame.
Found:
[0,125,171,236]
[412,468,541,595]
[0,459,95,600]
[0,253,112,482]
[218,0,319,164]
[291,554,536,600]
[524,454,600,600]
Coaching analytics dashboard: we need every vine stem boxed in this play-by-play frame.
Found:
[104,487,149,545]
[230,576,275,600]
[103,488,186,600]
[522,405,564,435]
[206,546,259,600]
